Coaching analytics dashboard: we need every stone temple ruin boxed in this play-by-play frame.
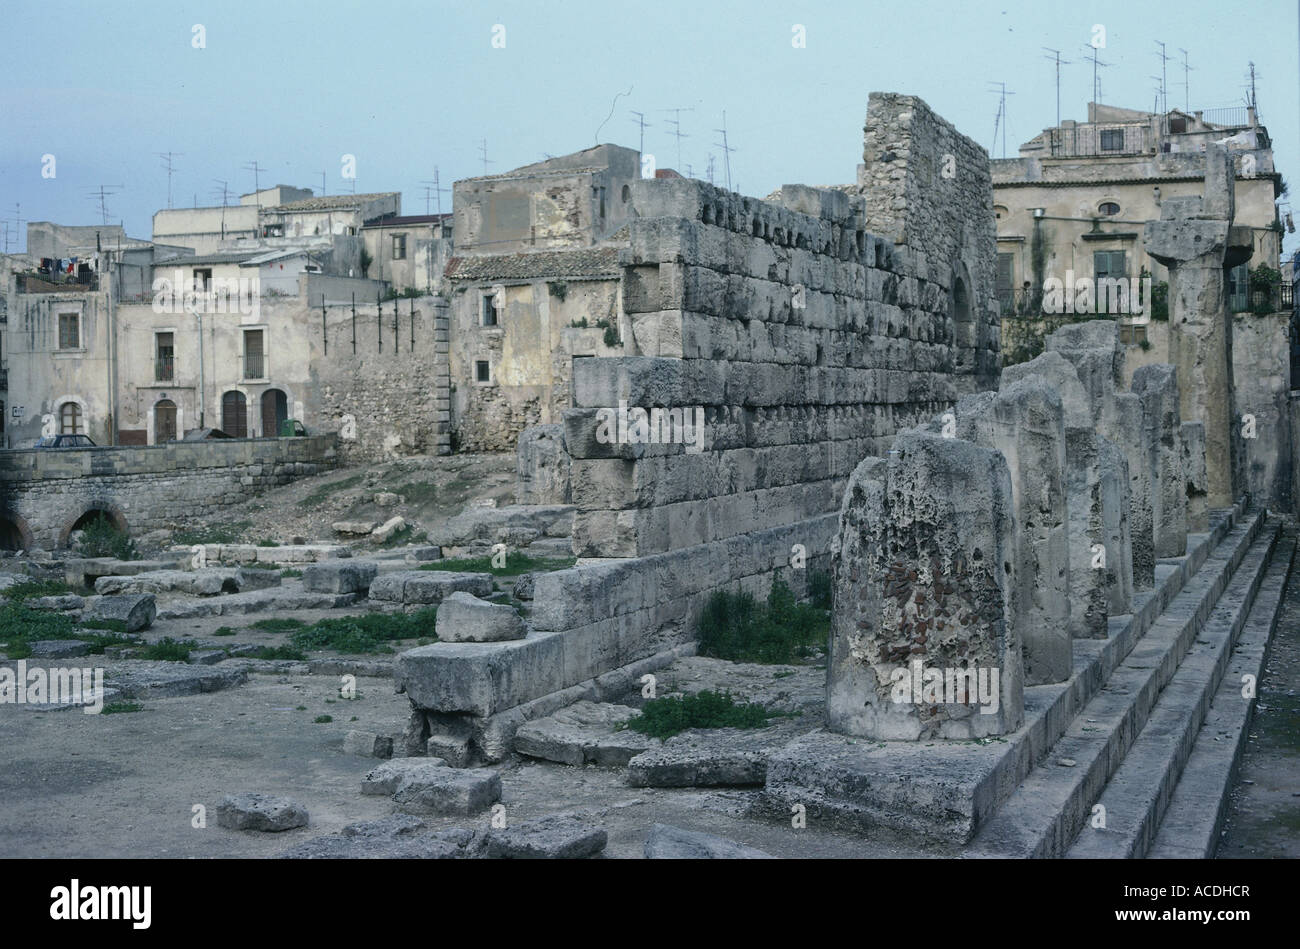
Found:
[380,94,1289,856]
[2,91,1289,860]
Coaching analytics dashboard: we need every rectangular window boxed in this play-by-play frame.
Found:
[156,332,175,382]
[996,253,1015,313]
[481,292,499,327]
[1100,129,1124,152]
[58,313,80,350]
[1228,263,1249,312]
[243,329,265,379]
[1093,250,1127,314]
[194,268,213,292]
[475,360,491,383]
[392,234,407,260]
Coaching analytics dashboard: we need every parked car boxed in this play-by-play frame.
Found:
[181,427,234,441]
[34,434,96,448]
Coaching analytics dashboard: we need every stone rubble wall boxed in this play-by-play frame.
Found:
[0,435,338,549]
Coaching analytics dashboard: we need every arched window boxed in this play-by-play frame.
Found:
[59,402,83,435]
[1099,201,1121,217]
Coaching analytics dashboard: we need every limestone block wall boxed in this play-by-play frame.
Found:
[568,155,999,558]
[0,435,338,549]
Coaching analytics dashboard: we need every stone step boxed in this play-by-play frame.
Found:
[1065,519,1283,858]
[761,504,1250,844]
[966,511,1270,858]
[1146,527,1296,859]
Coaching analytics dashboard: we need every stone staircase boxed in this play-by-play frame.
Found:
[967,508,1294,858]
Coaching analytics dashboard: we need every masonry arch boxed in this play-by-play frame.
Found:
[0,512,34,551]
[261,388,288,438]
[59,502,130,550]
[154,399,178,444]
[51,394,89,436]
[221,390,248,437]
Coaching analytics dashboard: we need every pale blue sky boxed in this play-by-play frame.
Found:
[2,0,1296,256]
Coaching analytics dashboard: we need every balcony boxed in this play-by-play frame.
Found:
[243,354,264,380]
[155,356,175,382]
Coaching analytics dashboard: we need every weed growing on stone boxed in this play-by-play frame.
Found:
[2,580,74,601]
[256,538,280,547]
[250,618,307,632]
[249,645,307,661]
[211,626,237,636]
[280,569,303,578]
[314,715,332,723]
[696,578,829,664]
[623,690,777,739]
[79,619,128,633]
[389,480,439,505]
[288,607,437,654]
[76,514,138,560]
[100,702,143,715]
[420,551,575,576]
[138,637,194,661]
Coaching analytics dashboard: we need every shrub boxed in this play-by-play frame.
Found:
[139,637,194,661]
[289,607,438,654]
[624,690,776,739]
[696,577,828,664]
[602,322,620,347]
[100,702,144,715]
[76,514,137,560]
[212,627,237,637]
[250,618,306,632]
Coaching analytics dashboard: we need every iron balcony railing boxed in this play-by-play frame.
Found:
[155,356,175,382]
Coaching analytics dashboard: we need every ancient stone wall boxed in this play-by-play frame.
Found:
[0,435,338,549]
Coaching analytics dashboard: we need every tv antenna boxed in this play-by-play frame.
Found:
[243,160,265,204]
[157,151,184,209]
[319,171,327,197]
[712,112,736,191]
[629,110,652,163]
[1154,41,1169,114]
[1178,49,1194,112]
[989,82,1015,158]
[478,139,495,176]
[1083,44,1111,107]
[420,166,450,215]
[1042,49,1072,127]
[86,185,122,225]
[3,203,25,253]
[660,107,695,172]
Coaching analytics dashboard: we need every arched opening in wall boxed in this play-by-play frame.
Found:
[261,389,288,438]
[59,401,84,435]
[60,505,130,553]
[155,399,178,443]
[0,514,33,551]
[221,391,248,438]
[950,270,977,368]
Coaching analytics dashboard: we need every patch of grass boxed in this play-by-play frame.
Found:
[314,715,333,724]
[280,568,303,579]
[79,618,127,633]
[173,521,252,547]
[77,514,138,560]
[211,627,237,637]
[696,577,829,664]
[248,645,307,661]
[297,474,365,509]
[138,637,194,661]
[241,562,279,570]
[623,690,777,740]
[100,702,144,715]
[289,607,438,654]
[255,538,280,547]
[420,551,575,577]
[2,580,74,602]
[250,618,307,632]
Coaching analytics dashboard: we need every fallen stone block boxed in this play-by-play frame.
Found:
[368,571,492,605]
[371,516,407,543]
[333,520,380,536]
[514,701,657,766]
[187,649,227,666]
[216,793,309,832]
[484,813,606,859]
[235,568,282,591]
[302,561,379,595]
[516,424,572,505]
[435,592,526,643]
[511,573,536,600]
[27,595,85,611]
[643,823,774,859]
[279,823,476,859]
[344,730,394,759]
[105,661,247,699]
[625,726,795,787]
[85,594,156,633]
[27,640,91,658]
[361,759,501,816]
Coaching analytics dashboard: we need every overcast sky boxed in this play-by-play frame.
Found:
[2,0,1296,256]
